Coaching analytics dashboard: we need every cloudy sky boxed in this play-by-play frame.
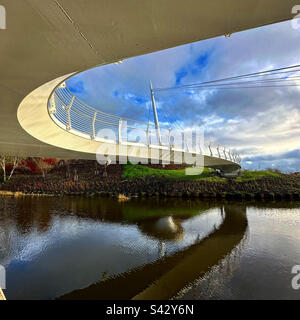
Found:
[67,20,300,172]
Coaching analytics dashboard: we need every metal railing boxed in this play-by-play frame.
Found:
[48,82,241,165]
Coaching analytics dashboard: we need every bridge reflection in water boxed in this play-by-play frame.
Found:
[0,195,251,299]
[2,197,300,300]
[59,204,248,300]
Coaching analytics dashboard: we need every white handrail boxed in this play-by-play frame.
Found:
[48,83,241,165]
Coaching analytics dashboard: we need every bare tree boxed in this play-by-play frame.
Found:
[66,160,71,179]
[32,158,53,179]
[0,156,22,182]
[0,156,6,182]
[7,157,22,181]
[73,168,79,182]
[95,161,99,176]
[58,159,71,179]
[103,158,111,177]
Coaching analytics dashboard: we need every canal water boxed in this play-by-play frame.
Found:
[0,195,299,300]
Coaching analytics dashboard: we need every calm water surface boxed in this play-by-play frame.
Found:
[0,195,299,300]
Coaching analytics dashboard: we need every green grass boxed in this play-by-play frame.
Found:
[236,170,283,181]
[122,164,225,181]
[122,165,285,183]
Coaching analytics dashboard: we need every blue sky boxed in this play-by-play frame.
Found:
[67,20,300,172]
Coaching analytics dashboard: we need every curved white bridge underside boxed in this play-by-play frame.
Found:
[18,74,241,172]
[0,0,297,168]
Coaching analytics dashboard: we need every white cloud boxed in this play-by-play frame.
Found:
[67,20,300,171]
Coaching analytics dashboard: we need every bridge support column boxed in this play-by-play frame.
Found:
[219,169,241,178]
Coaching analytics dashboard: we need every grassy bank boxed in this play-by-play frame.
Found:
[235,170,283,181]
[122,165,283,182]
[122,164,224,181]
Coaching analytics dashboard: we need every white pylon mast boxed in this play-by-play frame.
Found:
[150,80,162,145]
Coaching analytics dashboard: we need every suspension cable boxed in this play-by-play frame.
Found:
[153,64,300,93]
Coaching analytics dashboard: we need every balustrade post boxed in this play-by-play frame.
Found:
[223,147,227,160]
[208,143,213,157]
[91,111,97,139]
[217,145,221,158]
[228,150,232,161]
[118,119,122,144]
[49,95,56,114]
[66,96,75,131]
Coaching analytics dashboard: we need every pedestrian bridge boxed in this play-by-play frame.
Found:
[0,0,296,172]
[18,74,241,174]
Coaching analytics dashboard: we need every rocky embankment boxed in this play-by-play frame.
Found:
[1,162,300,201]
